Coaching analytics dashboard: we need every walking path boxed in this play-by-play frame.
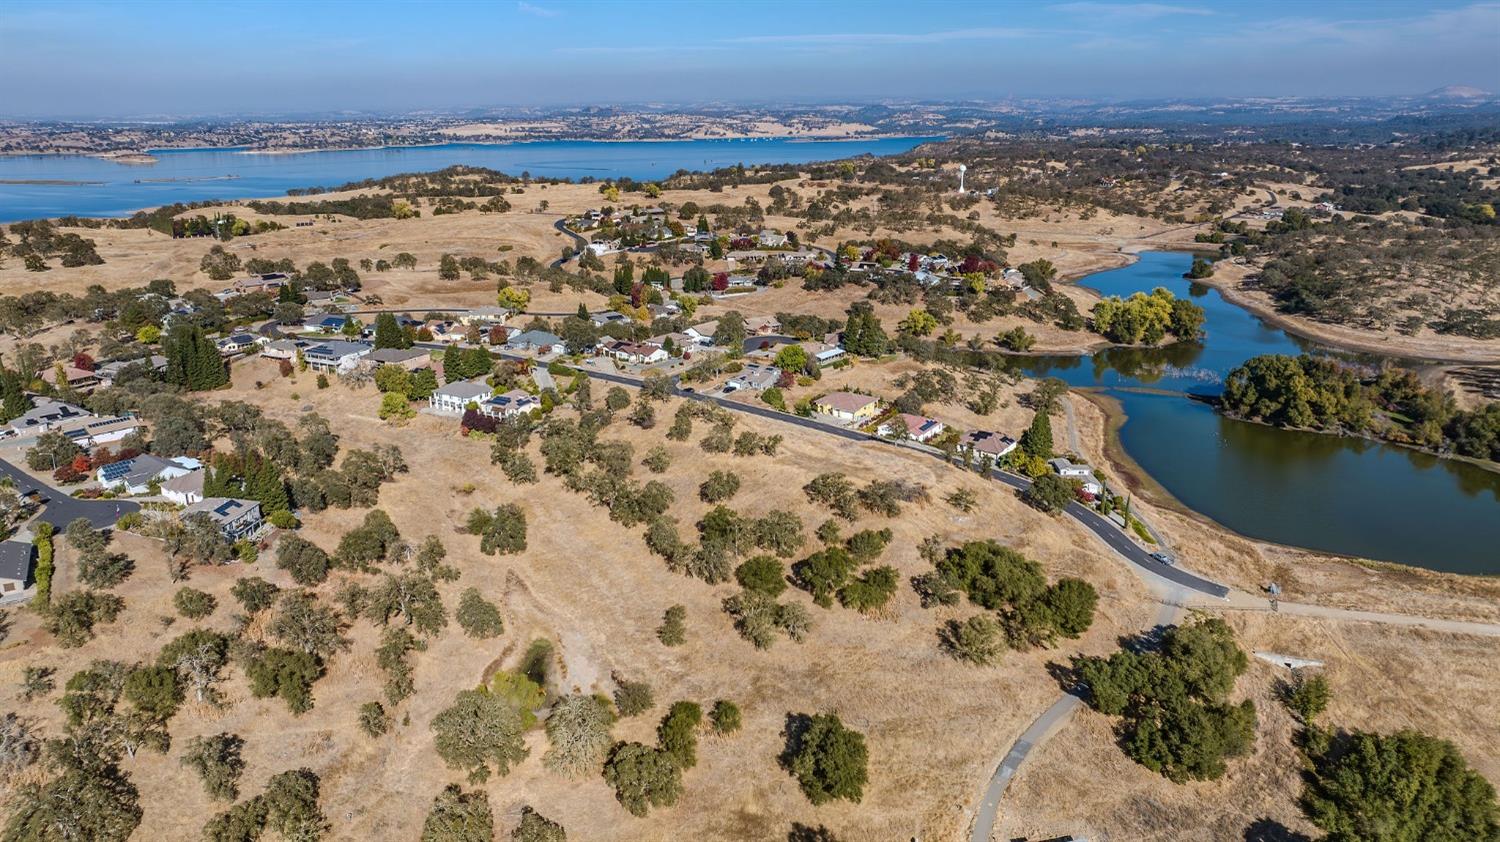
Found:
[969,600,1183,842]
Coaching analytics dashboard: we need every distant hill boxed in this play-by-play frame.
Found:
[1423,85,1492,100]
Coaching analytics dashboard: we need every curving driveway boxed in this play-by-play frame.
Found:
[0,458,139,530]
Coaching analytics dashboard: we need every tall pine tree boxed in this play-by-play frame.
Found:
[0,367,33,422]
[373,313,409,350]
[1021,411,1054,460]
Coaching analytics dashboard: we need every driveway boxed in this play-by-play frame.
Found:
[0,458,139,530]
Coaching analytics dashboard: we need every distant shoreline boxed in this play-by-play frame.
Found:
[3,134,943,162]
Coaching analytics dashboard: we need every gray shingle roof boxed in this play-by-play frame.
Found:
[0,541,35,584]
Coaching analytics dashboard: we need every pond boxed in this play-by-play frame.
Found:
[1012,251,1500,575]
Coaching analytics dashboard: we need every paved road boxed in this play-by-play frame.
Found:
[551,219,588,268]
[0,458,140,530]
[478,350,1231,600]
[969,600,1184,842]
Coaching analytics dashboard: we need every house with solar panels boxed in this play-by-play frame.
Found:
[96,454,200,495]
[183,497,264,541]
[480,389,540,420]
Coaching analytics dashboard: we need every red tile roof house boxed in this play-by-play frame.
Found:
[877,413,946,443]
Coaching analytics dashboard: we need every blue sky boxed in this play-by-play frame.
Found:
[2,0,1496,117]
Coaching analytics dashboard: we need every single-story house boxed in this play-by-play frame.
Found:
[95,355,167,386]
[302,314,349,334]
[813,392,880,422]
[424,321,467,344]
[458,307,510,326]
[216,333,262,355]
[878,413,946,443]
[505,330,564,353]
[959,430,1018,462]
[758,229,789,248]
[233,273,288,294]
[725,363,781,392]
[801,341,846,366]
[161,469,206,506]
[303,341,372,373]
[0,540,36,595]
[40,364,100,392]
[58,415,143,449]
[746,315,781,335]
[304,290,341,307]
[649,332,694,354]
[685,319,728,344]
[1048,458,1103,496]
[589,311,630,328]
[604,341,669,365]
[260,339,304,360]
[430,380,493,415]
[183,497,264,541]
[3,398,91,439]
[480,389,540,420]
[365,347,430,371]
[96,454,200,495]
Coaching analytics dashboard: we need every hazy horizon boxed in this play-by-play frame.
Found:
[2,0,1497,119]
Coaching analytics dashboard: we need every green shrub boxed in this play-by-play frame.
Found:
[709,700,742,735]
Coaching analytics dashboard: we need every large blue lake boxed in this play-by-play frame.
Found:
[1014,251,1500,575]
[0,137,938,222]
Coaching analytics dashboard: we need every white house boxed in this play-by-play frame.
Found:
[216,333,263,355]
[57,415,143,449]
[685,319,729,344]
[429,380,493,415]
[96,454,200,495]
[479,389,540,420]
[303,340,372,373]
[161,469,205,505]
[1048,458,1103,496]
[878,413,946,443]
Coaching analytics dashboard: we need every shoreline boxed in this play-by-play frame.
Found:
[1077,388,1500,585]
[1,134,941,162]
[1192,268,1500,366]
[1058,244,1500,366]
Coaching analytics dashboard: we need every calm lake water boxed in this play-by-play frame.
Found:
[0,137,938,222]
[1015,251,1500,575]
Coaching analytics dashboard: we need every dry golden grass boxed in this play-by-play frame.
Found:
[993,612,1500,842]
[0,356,1158,841]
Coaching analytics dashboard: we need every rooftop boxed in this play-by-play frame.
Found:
[817,391,879,413]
